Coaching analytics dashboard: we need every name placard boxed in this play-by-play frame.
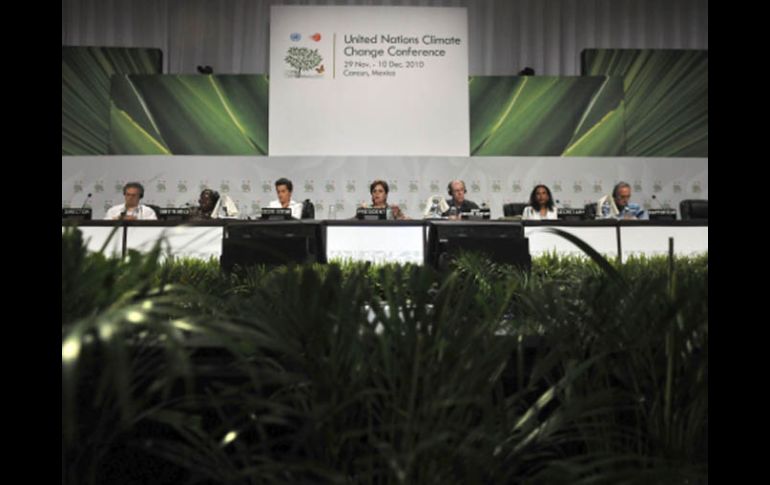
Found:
[62,208,92,220]
[356,208,387,220]
[261,208,293,220]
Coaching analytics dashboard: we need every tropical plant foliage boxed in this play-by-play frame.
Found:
[62,227,707,484]
[469,75,626,156]
[582,49,708,157]
[62,46,163,155]
[110,74,269,155]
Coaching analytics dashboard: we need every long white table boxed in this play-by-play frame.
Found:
[63,220,708,264]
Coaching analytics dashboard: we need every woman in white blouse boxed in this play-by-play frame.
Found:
[522,184,558,220]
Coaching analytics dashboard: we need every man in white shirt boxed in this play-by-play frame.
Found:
[268,178,303,219]
[104,182,158,220]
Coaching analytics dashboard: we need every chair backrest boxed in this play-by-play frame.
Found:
[146,204,162,219]
[679,199,708,220]
[584,202,598,220]
[301,199,315,219]
[502,202,528,217]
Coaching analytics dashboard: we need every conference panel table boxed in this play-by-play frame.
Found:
[63,219,708,264]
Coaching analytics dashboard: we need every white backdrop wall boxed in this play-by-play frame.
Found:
[62,0,708,76]
[62,156,708,219]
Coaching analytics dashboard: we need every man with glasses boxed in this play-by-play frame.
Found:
[597,182,648,220]
[104,182,158,220]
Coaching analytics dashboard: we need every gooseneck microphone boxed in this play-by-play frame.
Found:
[81,193,92,209]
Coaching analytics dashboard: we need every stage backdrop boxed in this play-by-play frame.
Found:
[582,49,708,157]
[62,156,708,220]
[268,6,470,156]
[62,46,163,155]
[63,47,706,157]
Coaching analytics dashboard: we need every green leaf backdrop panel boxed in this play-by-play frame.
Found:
[109,75,269,155]
[582,49,708,157]
[469,76,625,156]
[62,47,163,155]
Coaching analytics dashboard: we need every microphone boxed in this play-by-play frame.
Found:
[81,193,92,209]
[651,194,663,209]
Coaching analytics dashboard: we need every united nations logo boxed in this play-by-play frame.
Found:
[492,180,501,193]
[389,181,398,192]
[262,182,272,193]
[430,181,440,193]
[178,181,188,193]
[633,181,642,192]
[470,181,480,193]
[241,180,252,193]
[156,181,166,193]
[251,202,261,212]
[398,200,408,211]
[573,182,583,193]
[553,181,562,192]
[409,181,419,193]
[673,183,682,193]
[512,181,521,193]
[653,181,663,193]
[593,181,603,194]
[346,181,356,193]
[314,201,324,211]
[304,181,314,192]
[94,181,104,193]
[325,181,335,193]
[335,201,344,211]
[74,181,83,193]
[692,182,702,193]
[115,181,124,194]
[220,181,230,193]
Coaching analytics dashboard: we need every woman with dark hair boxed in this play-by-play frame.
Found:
[367,179,407,220]
[522,184,558,220]
[189,188,220,220]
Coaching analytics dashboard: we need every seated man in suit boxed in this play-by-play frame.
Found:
[598,182,648,220]
[443,180,479,217]
[268,177,303,219]
[104,182,158,220]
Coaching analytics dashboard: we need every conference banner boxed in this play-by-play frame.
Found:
[269,6,470,156]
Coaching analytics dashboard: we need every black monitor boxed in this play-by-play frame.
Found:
[427,221,531,272]
[220,221,324,271]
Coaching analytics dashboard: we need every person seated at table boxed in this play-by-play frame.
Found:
[522,184,558,220]
[597,182,648,220]
[104,182,158,220]
[443,179,479,217]
[189,188,220,220]
[268,177,303,219]
[365,179,407,220]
